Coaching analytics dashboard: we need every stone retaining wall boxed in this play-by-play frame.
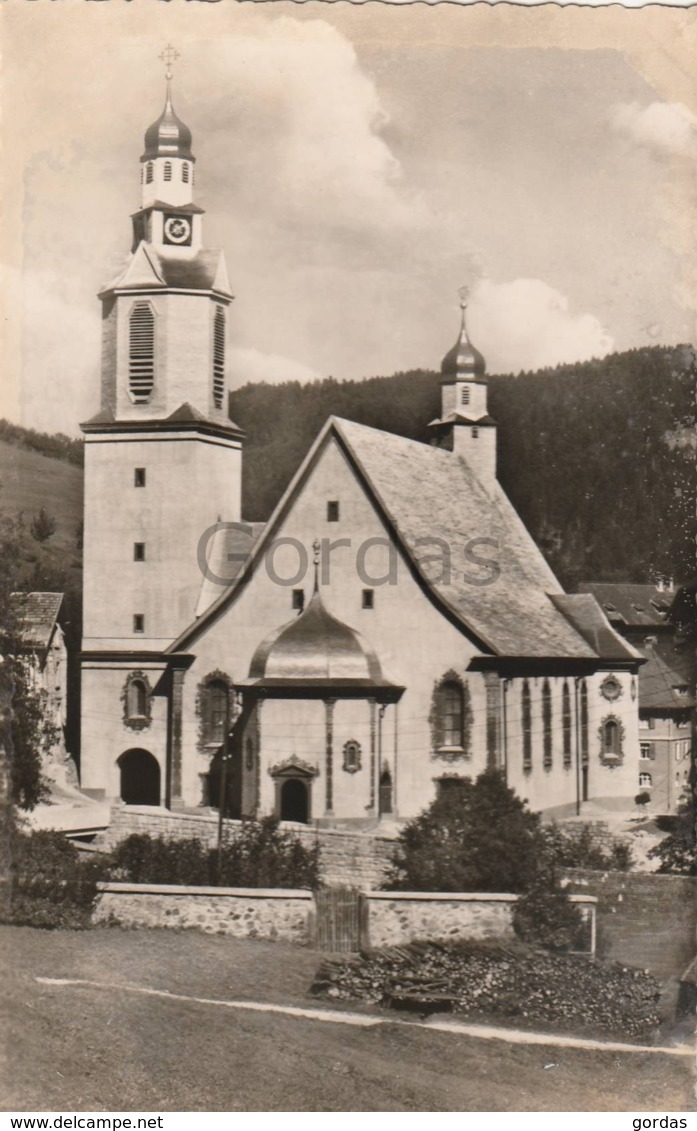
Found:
[94,882,313,943]
[362,891,516,949]
[100,805,395,888]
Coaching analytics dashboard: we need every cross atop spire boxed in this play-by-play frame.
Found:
[159,43,180,81]
[458,284,469,309]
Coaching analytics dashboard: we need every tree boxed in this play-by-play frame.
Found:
[386,770,544,894]
[30,507,56,544]
[648,799,696,875]
[0,514,52,810]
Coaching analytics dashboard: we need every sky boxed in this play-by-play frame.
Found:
[2,2,696,437]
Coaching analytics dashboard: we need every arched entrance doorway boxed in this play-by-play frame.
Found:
[280,778,309,823]
[379,768,393,815]
[118,748,160,806]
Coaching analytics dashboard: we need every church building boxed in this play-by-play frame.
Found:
[79,76,644,824]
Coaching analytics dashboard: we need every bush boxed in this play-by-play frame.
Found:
[5,827,105,928]
[386,771,543,894]
[541,822,633,872]
[312,939,662,1040]
[512,871,583,952]
[635,791,651,809]
[108,818,321,890]
[649,800,696,875]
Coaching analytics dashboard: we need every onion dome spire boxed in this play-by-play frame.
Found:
[142,46,194,162]
[441,287,486,382]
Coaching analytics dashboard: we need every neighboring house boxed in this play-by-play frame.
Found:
[11,592,69,769]
[577,582,694,811]
[78,78,645,824]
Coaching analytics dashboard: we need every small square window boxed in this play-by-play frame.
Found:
[133,614,145,634]
[471,427,479,439]
[327,501,339,522]
[362,589,374,610]
[134,543,145,562]
[292,589,305,612]
[134,468,146,487]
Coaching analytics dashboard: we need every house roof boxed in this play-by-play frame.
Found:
[576,582,676,628]
[637,635,695,711]
[11,592,63,653]
[195,521,266,617]
[170,417,641,665]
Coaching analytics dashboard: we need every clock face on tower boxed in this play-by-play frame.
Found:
[163,215,192,246]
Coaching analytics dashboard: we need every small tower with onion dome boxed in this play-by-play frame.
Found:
[428,288,497,483]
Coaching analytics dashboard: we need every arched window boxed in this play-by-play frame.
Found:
[164,161,172,182]
[128,303,155,403]
[562,681,572,767]
[580,679,589,765]
[602,719,620,756]
[461,385,470,405]
[212,306,226,409]
[207,680,229,745]
[146,162,154,184]
[522,680,532,770]
[342,740,362,774]
[639,772,652,788]
[127,678,147,719]
[542,679,553,768]
[436,680,464,748]
[379,768,393,815]
[182,162,189,184]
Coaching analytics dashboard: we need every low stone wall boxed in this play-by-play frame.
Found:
[363,891,517,949]
[100,805,395,889]
[94,882,314,944]
[362,891,596,952]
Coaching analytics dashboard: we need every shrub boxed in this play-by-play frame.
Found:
[312,939,662,1040]
[109,834,209,886]
[512,870,583,952]
[30,508,56,543]
[386,770,542,893]
[5,827,105,928]
[108,818,321,890]
[649,800,696,875]
[635,791,651,809]
[541,822,634,872]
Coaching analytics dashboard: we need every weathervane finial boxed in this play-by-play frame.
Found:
[312,538,321,593]
[458,285,469,310]
[159,43,180,82]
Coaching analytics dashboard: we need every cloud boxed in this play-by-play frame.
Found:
[230,347,323,388]
[468,278,614,374]
[610,101,697,157]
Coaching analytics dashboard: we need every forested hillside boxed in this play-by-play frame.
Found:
[1,344,693,597]
[232,344,695,588]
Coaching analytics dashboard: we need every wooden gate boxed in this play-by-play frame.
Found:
[314,887,363,953]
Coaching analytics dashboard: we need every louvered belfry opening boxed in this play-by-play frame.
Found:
[213,306,226,409]
[129,302,155,403]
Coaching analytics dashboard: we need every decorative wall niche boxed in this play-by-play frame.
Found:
[342,739,362,774]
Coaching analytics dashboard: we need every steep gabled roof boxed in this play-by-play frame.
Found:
[11,592,63,654]
[170,417,637,663]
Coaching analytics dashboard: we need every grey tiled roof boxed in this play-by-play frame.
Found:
[11,592,63,652]
[577,582,675,627]
[333,419,624,659]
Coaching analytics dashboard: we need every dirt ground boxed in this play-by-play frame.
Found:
[1,926,693,1112]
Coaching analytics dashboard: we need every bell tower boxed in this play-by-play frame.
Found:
[428,289,497,484]
[81,50,243,651]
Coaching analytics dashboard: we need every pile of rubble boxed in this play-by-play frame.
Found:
[312,939,662,1040]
